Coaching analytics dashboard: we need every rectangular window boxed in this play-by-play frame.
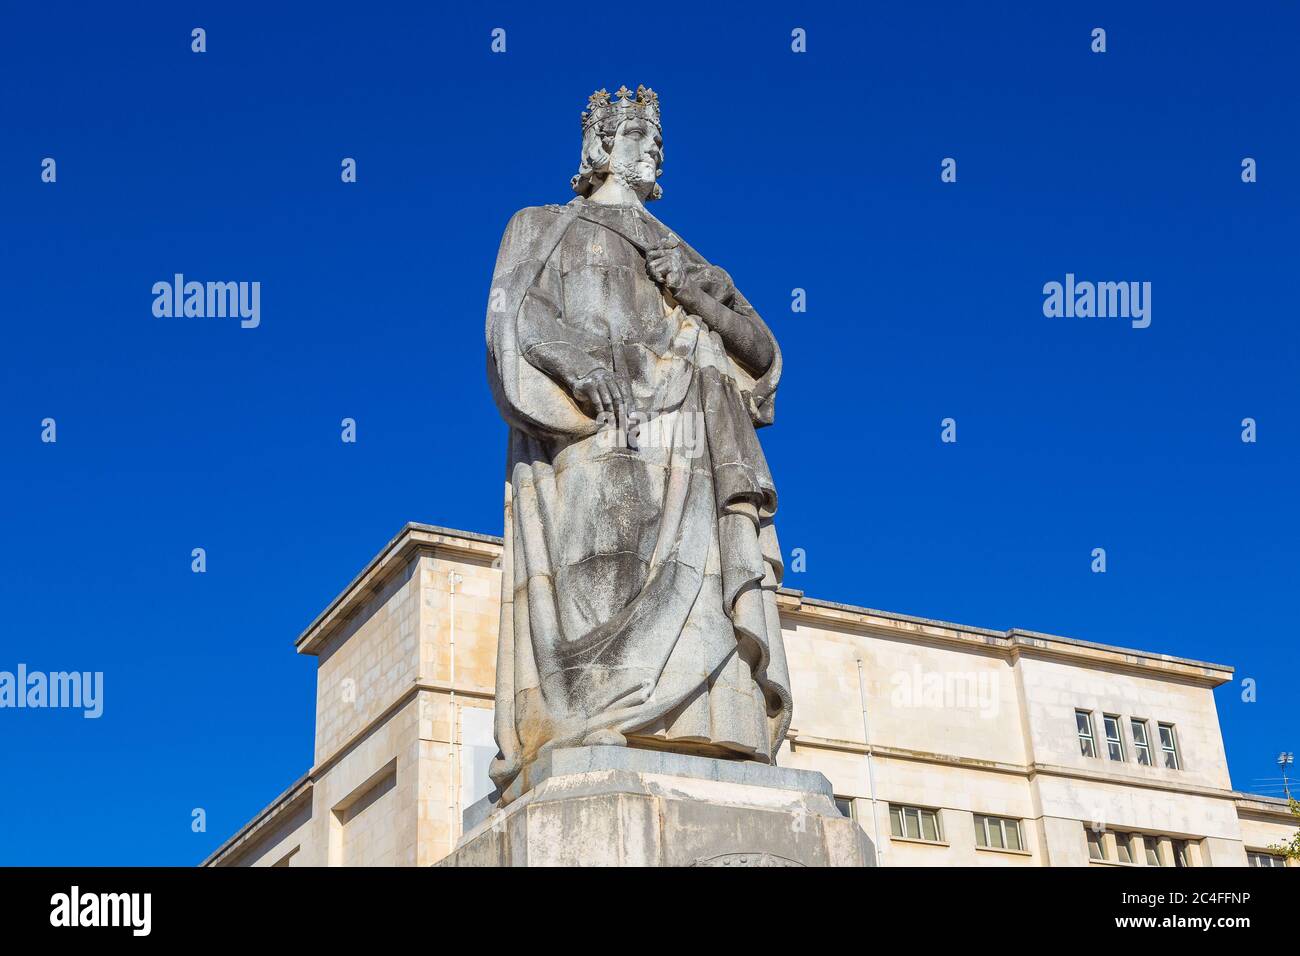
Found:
[975,814,1024,852]
[1172,840,1191,867]
[1131,719,1152,766]
[1103,714,1125,761]
[834,797,855,821]
[889,804,942,842]
[1085,827,1107,861]
[1076,710,1097,758]
[1115,831,1134,864]
[1248,851,1285,868]
[1157,723,1180,769]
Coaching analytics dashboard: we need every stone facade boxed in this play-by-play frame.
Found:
[203,523,1297,867]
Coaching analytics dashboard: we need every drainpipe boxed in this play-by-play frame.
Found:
[856,659,885,866]
[447,571,463,846]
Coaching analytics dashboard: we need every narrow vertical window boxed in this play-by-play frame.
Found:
[986,816,1004,848]
[1005,818,1023,851]
[1131,719,1152,766]
[905,806,921,839]
[919,808,940,842]
[1115,832,1134,864]
[1076,710,1097,758]
[1085,827,1107,861]
[1103,714,1125,761]
[1157,723,1180,769]
[889,805,904,838]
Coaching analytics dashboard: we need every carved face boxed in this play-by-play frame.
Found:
[609,118,662,196]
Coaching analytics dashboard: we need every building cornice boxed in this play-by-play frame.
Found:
[1232,793,1299,823]
[776,591,1233,686]
[295,522,1234,676]
[295,523,501,656]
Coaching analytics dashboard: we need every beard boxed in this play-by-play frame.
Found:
[609,158,656,193]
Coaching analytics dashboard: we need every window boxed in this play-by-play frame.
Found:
[1115,831,1135,864]
[1157,723,1180,769]
[1103,832,1200,866]
[834,797,855,820]
[1248,851,1286,868]
[1144,839,1162,866]
[1085,827,1107,861]
[1076,710,1097,758]
[1107,832,1202,866]
[1103,714,1125,761]
[889,804,942,842]
[975,814,1024,851]
[1131,719,1152,766]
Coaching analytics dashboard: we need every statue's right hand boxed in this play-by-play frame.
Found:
[571,368,631,419]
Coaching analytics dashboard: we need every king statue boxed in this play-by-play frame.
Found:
[484,85,792,797]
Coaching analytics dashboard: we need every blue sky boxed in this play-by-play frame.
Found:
[1,3,1296,864]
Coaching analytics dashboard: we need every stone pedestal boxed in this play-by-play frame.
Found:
[438,746,876,867]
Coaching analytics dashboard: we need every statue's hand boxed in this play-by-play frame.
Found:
[571,368,632,420]
[646,240,688,292]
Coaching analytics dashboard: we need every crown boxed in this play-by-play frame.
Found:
[581,85,660,133]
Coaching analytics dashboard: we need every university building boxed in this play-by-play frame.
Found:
[203,524,1296,867]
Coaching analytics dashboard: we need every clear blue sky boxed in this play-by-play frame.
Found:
[1,3,1295,864]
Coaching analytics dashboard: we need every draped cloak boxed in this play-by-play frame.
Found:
[484,197,792,797]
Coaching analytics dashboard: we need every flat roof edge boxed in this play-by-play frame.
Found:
[789,597,1233,678]
[199,772,312,867]
[294,523,501,655]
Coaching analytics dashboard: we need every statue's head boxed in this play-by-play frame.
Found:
[572,86,663,202]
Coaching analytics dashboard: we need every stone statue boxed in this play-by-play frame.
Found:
[485,85,792,797]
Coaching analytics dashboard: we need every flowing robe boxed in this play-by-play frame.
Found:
[485,197,792,795]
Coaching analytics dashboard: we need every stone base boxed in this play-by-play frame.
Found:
[438,746,876,867]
